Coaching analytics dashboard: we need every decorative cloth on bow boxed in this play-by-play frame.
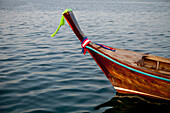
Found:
[95,43,116,52]
[81,37,91,55]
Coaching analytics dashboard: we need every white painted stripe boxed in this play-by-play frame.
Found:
[114,86,169,100]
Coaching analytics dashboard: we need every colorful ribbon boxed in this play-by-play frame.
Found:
[81,37,116,55]
[51,9,72,37]
[95,43,116,52]
[81,37,91,55]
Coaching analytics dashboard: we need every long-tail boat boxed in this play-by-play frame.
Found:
[51,9,170,100]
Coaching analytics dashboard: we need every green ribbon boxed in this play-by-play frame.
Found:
[51,9,72,37]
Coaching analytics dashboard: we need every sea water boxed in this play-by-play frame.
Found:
[0,0,170,113]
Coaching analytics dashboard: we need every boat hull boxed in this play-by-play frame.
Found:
[87,46,170,100]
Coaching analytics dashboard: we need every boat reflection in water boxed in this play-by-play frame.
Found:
[94,93,170,113]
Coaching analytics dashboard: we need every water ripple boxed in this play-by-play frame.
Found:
[0,0,170,113]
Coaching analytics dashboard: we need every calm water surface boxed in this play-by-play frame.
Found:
[0,0,170,113]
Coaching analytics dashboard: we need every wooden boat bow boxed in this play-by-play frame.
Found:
[52,9,170,100]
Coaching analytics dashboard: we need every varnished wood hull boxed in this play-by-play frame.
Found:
[62,9,170,100]
[87,44,170,100]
